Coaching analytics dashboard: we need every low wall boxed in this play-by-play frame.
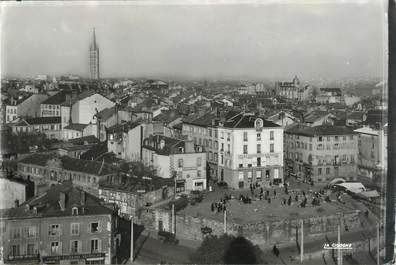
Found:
[140,208,364,247]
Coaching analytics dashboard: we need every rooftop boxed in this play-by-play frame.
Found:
[14,117,61,126]
[41,90,69,105]
[64,123,89,131]
[0,182,114,219]
[222,113,280,129]
[19,153,118,176]
[286,124,356,137]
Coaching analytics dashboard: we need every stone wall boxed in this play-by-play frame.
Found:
[140,208,363,247]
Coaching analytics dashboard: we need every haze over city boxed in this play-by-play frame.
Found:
[1,0,387,81]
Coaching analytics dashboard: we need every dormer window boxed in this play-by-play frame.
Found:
[72,207,78,216]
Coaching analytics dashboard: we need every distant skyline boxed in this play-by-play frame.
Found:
[1,0,387,81]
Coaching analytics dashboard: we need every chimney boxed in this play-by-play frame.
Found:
[14,199,19,208]
[59,192,66,211]
[80,191,86,205]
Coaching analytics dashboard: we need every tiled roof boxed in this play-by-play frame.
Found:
[99,176,173,193]
[41,90,68,105]
[286,124,356,137]
[80,142,108,161]
[64,123,89,131]
[14,117,61,126]
[223,113,280,129]
[68,135,99,145]
[0,182,114,219]
[107,121,141,134]
[96,106,116,120]
[19,153,118,176]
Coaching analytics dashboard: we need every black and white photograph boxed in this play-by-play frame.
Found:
[0,0,392,264]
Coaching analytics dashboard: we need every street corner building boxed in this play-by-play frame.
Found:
[0,182,120,264]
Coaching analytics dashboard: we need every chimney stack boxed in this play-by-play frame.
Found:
[59,192,66,211]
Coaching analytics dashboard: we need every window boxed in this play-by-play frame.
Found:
[27,243,35,255]
[247,172,252,179]
[257,157,261,167]
[270,144,274,153]
[257,133,261,141]
[11,245,20,256]
[209,129,212,137]
[178,159,183,168]
[335,136,339,141]
[239,164,243,168]
[70,240,79,253]
[243,145,248,154]
[243,132,248,142]
[71,223,79,235]
[227,133,231,141]
[256,171,262,180]
[318,168,322,175]
[257,144,261,154]
[11,227,21,239]
[326,168,330,174]
[28,226,37,238]
[350,155,355,162]
[197,170,201,178]
[318,136,323,142]
[248,164,252,168]
[90,222,99,233]
[197,157,202,167]
[227,144,230,153]
[221,143,224,151]
[350,135,354,140]
[91,239,100,253]
[238,172,244,180]
[51,242,60,254]
[221,155,224,164]
[266,170,270,179]
[327,136,331,141]
[72,207,78,216]
[221,131,224,139]
[270,131,274,140]
[214,141,218,149]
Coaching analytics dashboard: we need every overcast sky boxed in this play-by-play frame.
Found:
[1,0,387,80]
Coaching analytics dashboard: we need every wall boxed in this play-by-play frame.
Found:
[19,94,49,118]
[72,94,115,124]
[141,208,362,247]
[0,179,26,209]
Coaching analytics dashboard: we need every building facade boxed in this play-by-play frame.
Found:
[142,135,207,192]
[11,117,62,140]
[0,182,118,264]
[216,113,284,189]
[17,154,119,197]
[285,125,358,183]
[275,76,311,101]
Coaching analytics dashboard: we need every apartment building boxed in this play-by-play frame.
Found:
[142,135,207,192]
[285,125,358,183]
[217,113,284,189]
[0,182,118,264]
[275,76,311,101]
[17,154,119,197]
[10,117,62,140]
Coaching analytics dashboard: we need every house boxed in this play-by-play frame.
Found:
[17,153,120,196]
[142,135,207,192]
[316,88,343,104]
[0,182,119,264]
[10,117,62,140]
[95,106,133,141]
[5,93,49,122]
[62,123,97,141]
[40,90,72,117]
[70,91,115,125]
[275,76,311,101]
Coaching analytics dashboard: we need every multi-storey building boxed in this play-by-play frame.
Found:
[17,154,119,196]
[142,135,207,192]
[275,76,311,101]
[316,88,343,104]
[354,125,387,185]
[0,182,118,264]
[216,113,284,189]
[6,93,49,122]
[41,90,71,117]
[182,112,220,182]
[285,125,358,183]
[98,177,173,218]
[10,117,62,140]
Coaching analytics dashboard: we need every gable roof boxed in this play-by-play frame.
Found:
[14,117,61,126]
[286,124,356,137]
[64,123,89,131]
[41,90,69,105]
[0,182,114,219]
[222,113,280,129]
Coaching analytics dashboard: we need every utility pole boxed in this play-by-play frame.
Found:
[338,216,342,265]
[172,203,175,234]
[300,219,304,263]
[130,216,134,263]
[223,210,227,234]
[377,222,380,265]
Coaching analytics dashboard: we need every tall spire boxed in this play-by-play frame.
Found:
[92,27,97,49]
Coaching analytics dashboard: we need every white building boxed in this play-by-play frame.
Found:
[0,174,27,209]
[142,135,207,192]
[217,113,284,189]
[70,91,115,124]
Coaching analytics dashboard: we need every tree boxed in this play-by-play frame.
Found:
[189,234,265,264]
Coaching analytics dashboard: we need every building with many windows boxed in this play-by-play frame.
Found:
[142,135,207,192]
[216,113,284,189]
[274,76,311,101]
[17,154,119,197]
[10,117,62,140]
[0,182,119,264]
[285,125,358,183]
